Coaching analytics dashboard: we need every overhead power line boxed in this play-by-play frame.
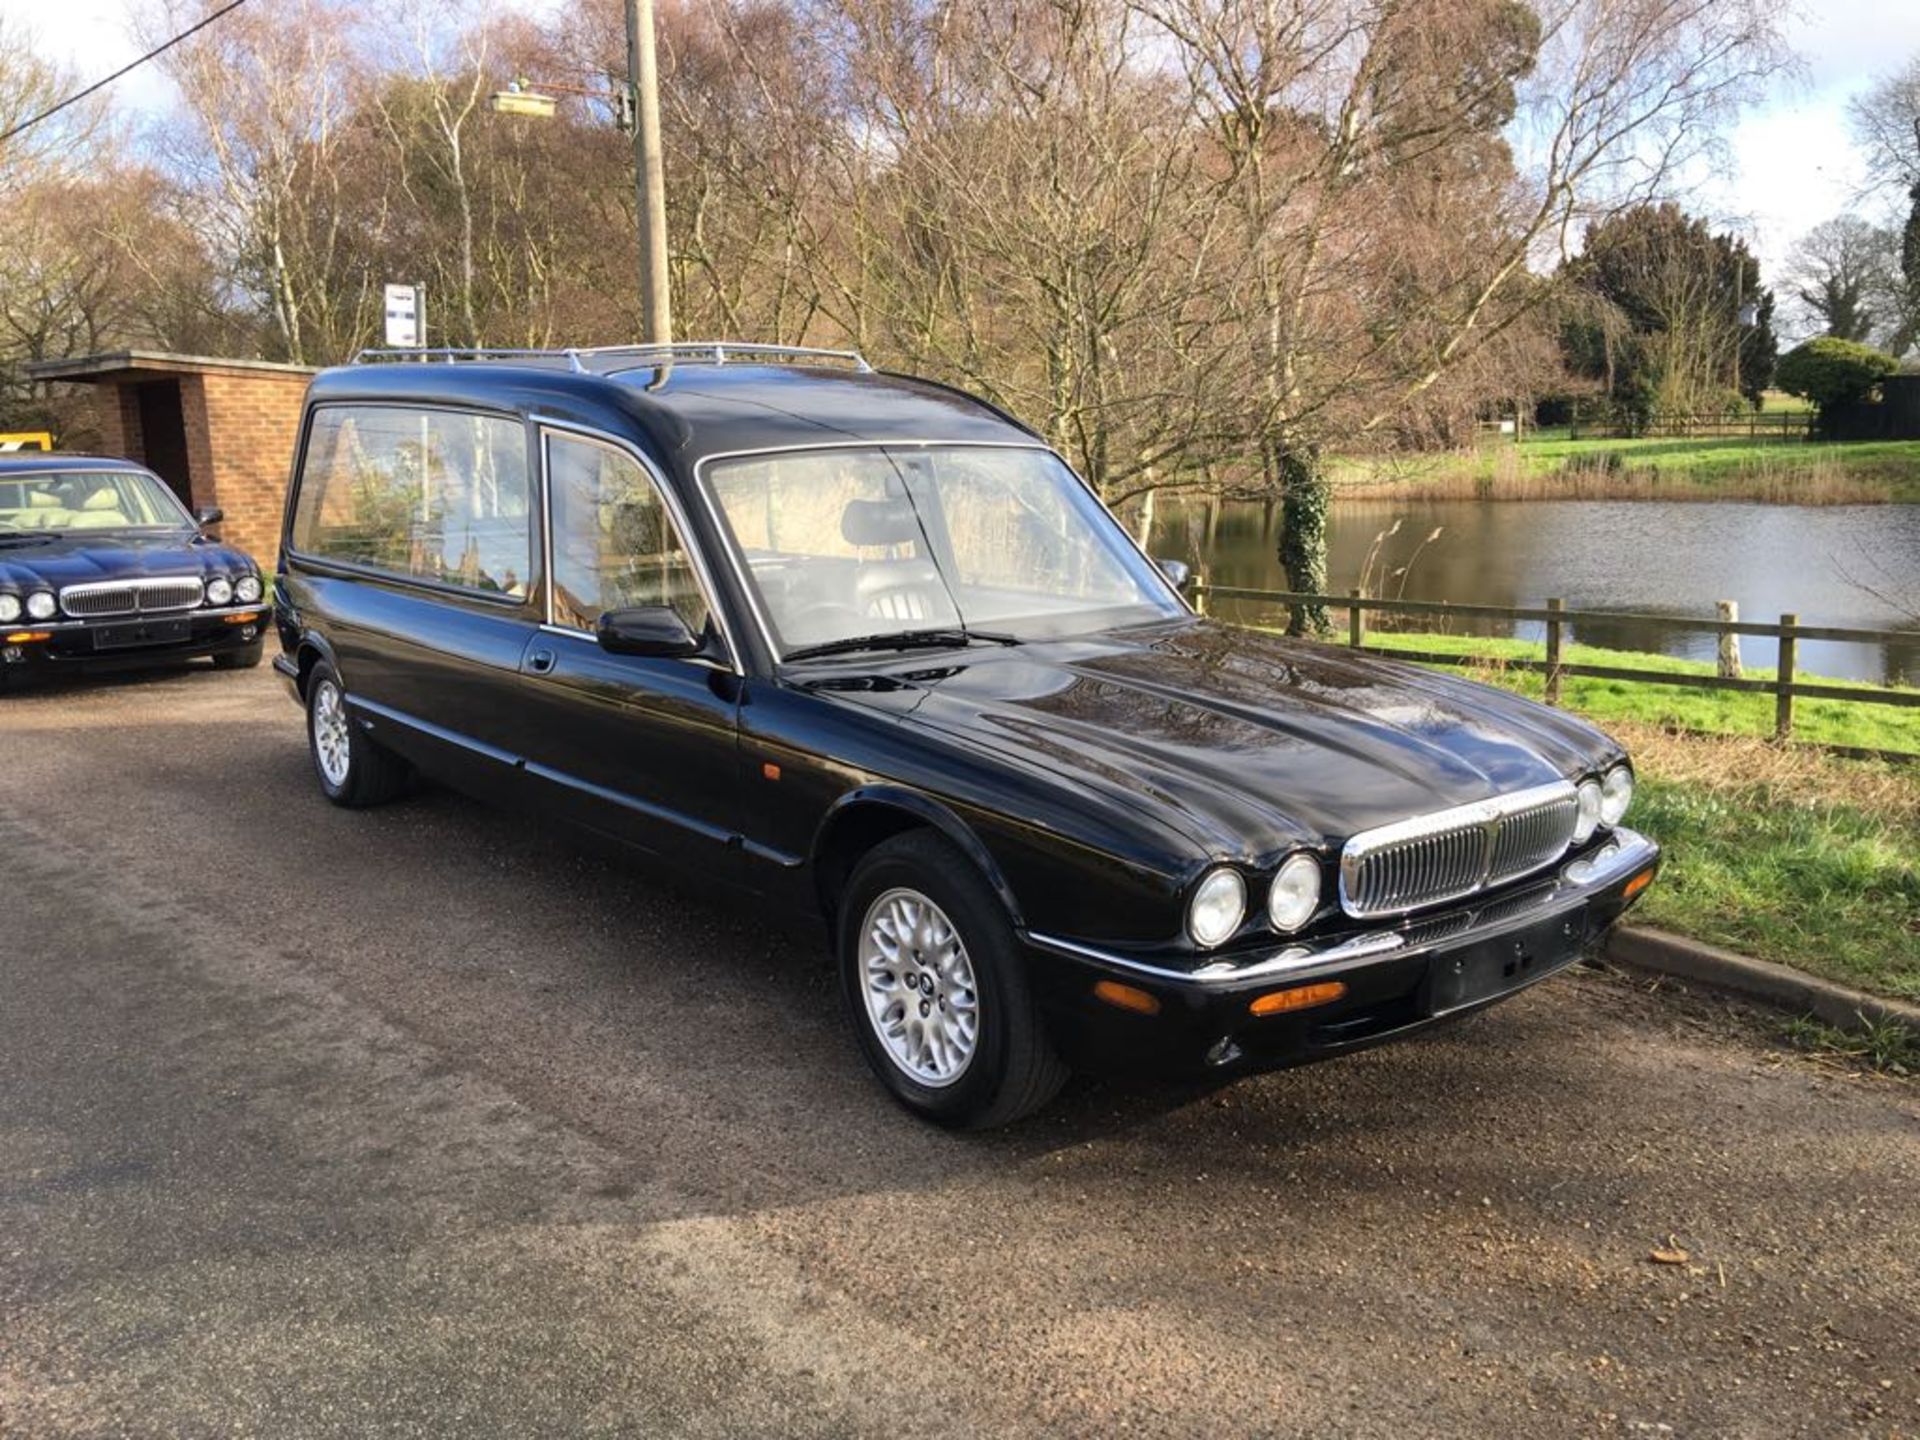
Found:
[0,0,253,149]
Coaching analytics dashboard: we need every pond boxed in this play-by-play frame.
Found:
[1144,498,1920,685]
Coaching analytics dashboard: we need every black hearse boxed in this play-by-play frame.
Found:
[0,454,268,689]
[272,343,1658,1127]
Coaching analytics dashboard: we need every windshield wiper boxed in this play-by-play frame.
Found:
[782,626,1021,663]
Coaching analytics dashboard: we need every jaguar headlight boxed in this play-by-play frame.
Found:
[25,590,55,620]
[1266,852,1322,933]
[235,574,263,604]
[1600,765,1634,827]
[0,594,19,623]
[1187,867,1247,949]
[205,577,234,606]
[1573,779,1603,845]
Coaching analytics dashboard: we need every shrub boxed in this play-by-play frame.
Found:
[1776,337,1899,413]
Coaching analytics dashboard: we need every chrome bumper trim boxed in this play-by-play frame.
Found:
[21,605,269,630]
[1027,827,1658,988]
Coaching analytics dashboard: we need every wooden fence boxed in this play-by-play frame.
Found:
[1188,584,1920,761]
[1560,411,1812,442]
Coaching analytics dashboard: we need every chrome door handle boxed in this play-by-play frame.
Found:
[527,648,556,675]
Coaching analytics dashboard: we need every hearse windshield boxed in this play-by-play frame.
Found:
[705,445,1185,659]
[0,469,193,535]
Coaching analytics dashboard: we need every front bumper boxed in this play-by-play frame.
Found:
[1023,827,1661,1077]
[0,606,269,676]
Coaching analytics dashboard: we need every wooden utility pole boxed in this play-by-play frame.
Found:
[625,0,672,344]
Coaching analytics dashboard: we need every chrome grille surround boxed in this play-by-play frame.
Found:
[1340,780,1580,919]
[59,576,206,618]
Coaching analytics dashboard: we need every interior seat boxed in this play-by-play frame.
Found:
[839,497,953,624]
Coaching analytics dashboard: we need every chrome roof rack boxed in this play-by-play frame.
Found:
[351,341,872,373]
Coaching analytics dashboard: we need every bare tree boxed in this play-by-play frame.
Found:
[1783,216,1898,345]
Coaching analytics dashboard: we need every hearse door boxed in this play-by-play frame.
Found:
[513,427,744,878]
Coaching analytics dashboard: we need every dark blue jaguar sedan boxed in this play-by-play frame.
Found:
[0,455,269,690]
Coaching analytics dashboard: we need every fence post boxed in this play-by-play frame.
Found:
[1715,600,1742,679]
[1348,588,1365,648]
[1192,573,1208,617]
[1545,597,1564,706]
[1775,612,1797,741]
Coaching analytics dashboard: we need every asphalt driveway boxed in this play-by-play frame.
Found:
[2,664,1916,1438]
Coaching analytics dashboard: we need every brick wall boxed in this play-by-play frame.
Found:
[193,370,311,565]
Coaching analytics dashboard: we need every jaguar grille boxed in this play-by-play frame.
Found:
[1339,782,1581,919]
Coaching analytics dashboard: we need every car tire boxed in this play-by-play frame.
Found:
[212,640,265,671]
[838,830,1068,1129]
[305,661,409,807]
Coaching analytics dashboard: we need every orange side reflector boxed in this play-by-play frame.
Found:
[1093,979,1161,1016]
[1250,981,1347,1017]
[3,631,51,643]
[1624,869,1655,900]
[761,761,782,782]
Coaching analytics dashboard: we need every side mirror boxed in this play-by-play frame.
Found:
[1154,557,1192,591]
[595,605,703,658]
[195,505,225,526]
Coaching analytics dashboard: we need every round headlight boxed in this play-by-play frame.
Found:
[1266,852,1322,933]
[25,590,56,620]
[235,574,263,604]
[1187,867,1247,949]
[205,577,234,606]
[1573,779,1603,845]
[0,594,19,623]
[1600,765,1634,827]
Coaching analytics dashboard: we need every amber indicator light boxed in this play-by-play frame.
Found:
[3,631,51,643]
[1092,979,1161,1015]
[1623,869,1655,900]
[761,761,782,782]
[1249,980,1347,1017]
[223,611,265,625]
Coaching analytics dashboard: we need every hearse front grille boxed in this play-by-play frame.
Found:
[59,577,205,617]
[1340,782,1579,919]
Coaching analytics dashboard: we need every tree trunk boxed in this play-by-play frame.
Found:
[1276,441,1330,635]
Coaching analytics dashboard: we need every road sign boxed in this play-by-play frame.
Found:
[383,283,424,348]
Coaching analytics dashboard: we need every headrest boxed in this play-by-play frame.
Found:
[82,487,121,511]
[841,498,920,547]
[27,491,59,508]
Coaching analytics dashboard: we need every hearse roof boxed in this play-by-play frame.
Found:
[305,345,1040,472]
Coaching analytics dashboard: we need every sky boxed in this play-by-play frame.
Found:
[6,0,1920,288]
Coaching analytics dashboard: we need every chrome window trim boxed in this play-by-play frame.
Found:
[532,416,743,676]
[689,439,1191,666]
[283,400,538,601]
[1338,780,1580,919]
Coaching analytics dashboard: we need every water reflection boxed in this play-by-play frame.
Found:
[1146,499,1920,685]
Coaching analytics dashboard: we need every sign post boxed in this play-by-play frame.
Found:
[383,283,425,349]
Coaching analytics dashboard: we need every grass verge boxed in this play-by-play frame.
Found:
[1356,630,1920,755]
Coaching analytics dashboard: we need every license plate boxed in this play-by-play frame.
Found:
[1428,909,1586,1015]
[91,617,192,651]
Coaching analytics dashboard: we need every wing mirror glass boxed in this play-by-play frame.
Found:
[595,605,704,658]
[195,505,225,526]
[1155,557,1192,591]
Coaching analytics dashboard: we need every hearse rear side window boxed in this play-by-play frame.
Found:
[291,406,532,598]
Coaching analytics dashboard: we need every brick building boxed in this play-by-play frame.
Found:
[27,352,317,565]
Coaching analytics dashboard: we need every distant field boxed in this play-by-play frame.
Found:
[1331,434,1920,503]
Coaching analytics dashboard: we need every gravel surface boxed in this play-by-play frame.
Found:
[3,664,1916,1438]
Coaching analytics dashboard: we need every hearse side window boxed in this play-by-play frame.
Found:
[291,406,532,598]
[545,432,710,635]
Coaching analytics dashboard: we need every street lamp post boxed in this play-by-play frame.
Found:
[626,0,672,346]
[491,0,673,345]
